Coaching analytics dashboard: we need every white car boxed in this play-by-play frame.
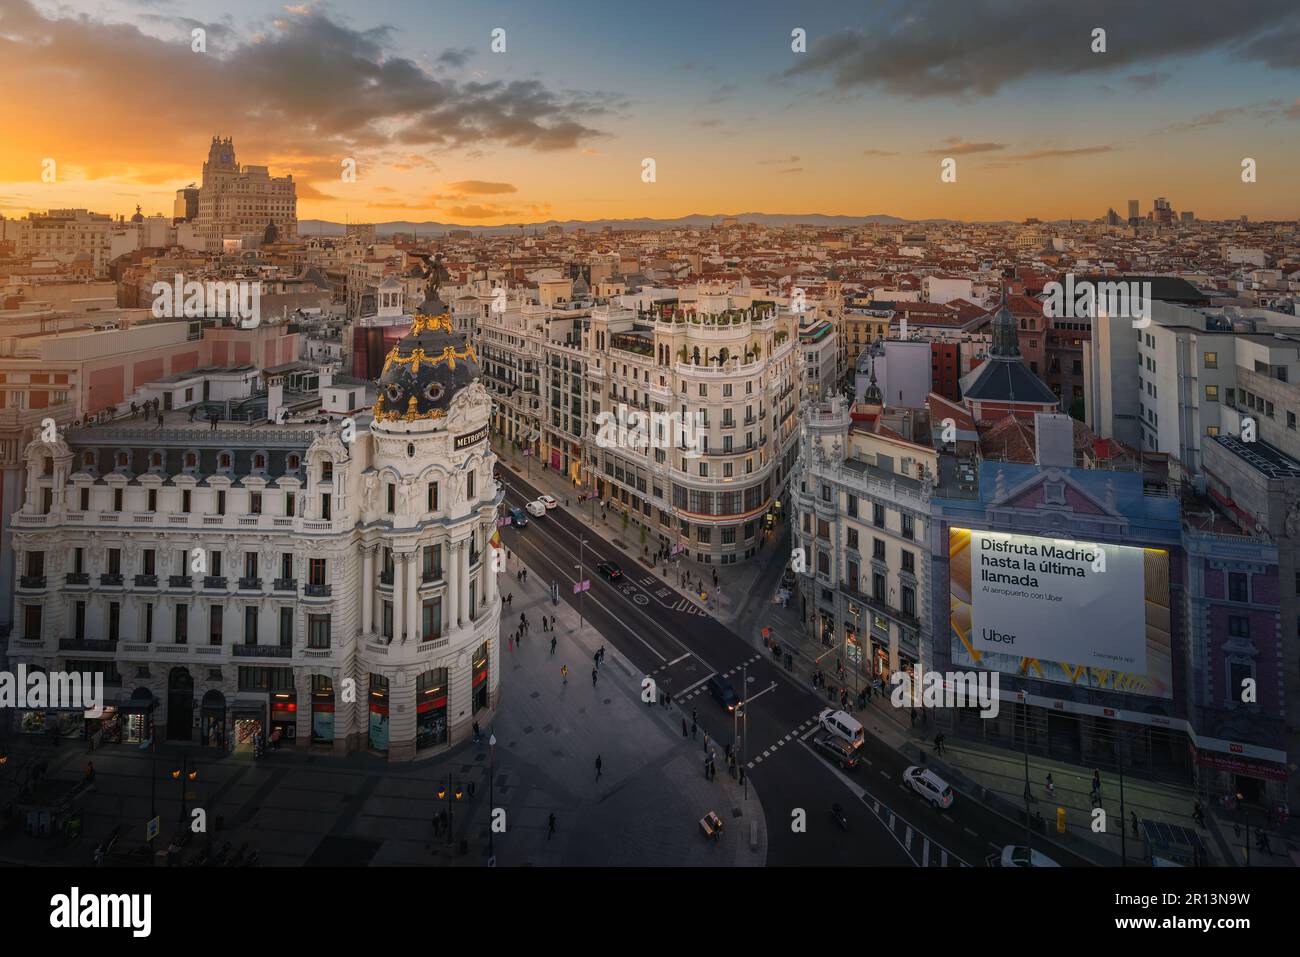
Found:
[999,845,1059,868]
[538,494,558,510]
[817,708,865,749]
[525,500,547,517]
[903,765,954,809]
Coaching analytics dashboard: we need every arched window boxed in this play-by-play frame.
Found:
[184,452,197,468]
[151,452,163,468]
[287,454,300,470]
[253,453,266,470]
[116,451,130,469]
[83,451,95,467]
[219,453,231,469]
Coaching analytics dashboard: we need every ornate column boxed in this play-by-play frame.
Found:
[392,550,405,643]
[446,541,460,628]
[406,549,419,641]
[458,538,471,626]
[360,544,374,637]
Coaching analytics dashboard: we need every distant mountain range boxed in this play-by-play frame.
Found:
[297,213,1000,236]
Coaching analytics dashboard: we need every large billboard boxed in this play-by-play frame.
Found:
[949,528,1172,699]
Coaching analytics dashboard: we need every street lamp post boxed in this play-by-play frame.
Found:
[488,733,497,864]
[1021,698,1033,857]
[575,537,589,633]
[438,774,464,848]
[1237,791,1250,866]
[171,757,197,825]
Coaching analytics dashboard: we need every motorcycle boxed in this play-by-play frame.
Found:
[831,803,850,832]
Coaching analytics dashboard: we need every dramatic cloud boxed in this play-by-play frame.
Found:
[0,0,609,162]
[445,180,518,195]
[1002,145,1117,161]
[925,138,1004,156]
[1126,72,1170,90]
[782,1,1300,98]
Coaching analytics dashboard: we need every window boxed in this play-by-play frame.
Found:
[901,585,915,617]
[308,614,331,649]
[873,539,885,561]
[74,548,84,574]
[244,552,258,579]
[1227,616,1249,638]
[1203,351,1218,369]
[466,470,476,501]
[321,460,333,482]
[428,481,439,511]
[209,606,223,645]
[1207,426,1220,437]
[280,608,294,647]
[321,493,331,519]
[80,487,89,511]
[817,519,830,541]
[872,572,885,601]
[816,550,830,575]
[387,483,396,513]
[250,492,262,515]
[107,548,121,575]
[422,598,443,641]
[175,604,189,643]
[286,492,295,517]
[25,551,44,578]
[1204,385,1219,402]
[74,601,86,640]
[143,549,156,576]
[113,487,123,512]
[1228,572,1248,603]
[873,503,885,528]
[382,601,393,640]
[846,528,859,550]
[901,514,915,540]
[902,550,915,574]
[1289,411,1297,431]
[210,551,223,577]
[308,559,327,587]
[182,489,192,513]
[147,488,158,511]
[244,606,259,645]
[846,495,858,518]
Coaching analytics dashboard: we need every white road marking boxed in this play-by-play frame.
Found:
[666,652,691,666]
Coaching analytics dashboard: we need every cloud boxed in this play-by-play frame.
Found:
[697,118,724,128]
[758,155,800,165]
[925,138,1004,156]
[436,46,475,68]
[861,148,897,156]
[778,167,803,174]
[1002,145,1116,161]
[1126,72,1170,90]
[780,2,1300,98]
[445,180,517,195]
[0,0,610,164]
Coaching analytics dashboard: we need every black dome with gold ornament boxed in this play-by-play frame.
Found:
[373,307,479,425]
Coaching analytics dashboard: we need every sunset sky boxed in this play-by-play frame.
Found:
[1,0,1298,225]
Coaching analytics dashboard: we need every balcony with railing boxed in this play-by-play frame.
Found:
[203,576,228,590]
[58,638,118,653]
[18,576,46,589]
[273,578,297,592]
[168,575,193,588]
[305,583,332,598]
[134,574,159,588]
[99,573,124,587]
[233,643,293,658]
[238,577,263,591]
[66,573,90,587]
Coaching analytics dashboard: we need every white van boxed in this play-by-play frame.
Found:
[817,708,865,749]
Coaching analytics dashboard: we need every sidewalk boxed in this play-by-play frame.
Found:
[487,551,766,865]
[493,434,788,628]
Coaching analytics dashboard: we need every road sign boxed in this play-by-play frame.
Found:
[572,579,590,594]
[496,516,511,527]
[146,816,160,841]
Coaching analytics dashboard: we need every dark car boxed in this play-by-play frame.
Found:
[707,674,740,712]
[508,506,529,528]
[811,730,859,770]
[596,561,622,580]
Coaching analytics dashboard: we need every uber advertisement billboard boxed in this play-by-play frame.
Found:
[949,528,1173,699]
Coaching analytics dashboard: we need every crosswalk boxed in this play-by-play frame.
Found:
[860,794,969,867]
[747,713,818,767]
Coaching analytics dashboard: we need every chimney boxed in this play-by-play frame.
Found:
[267,373,285,424]
[318,364,333,389]
[1034,412,1074,468]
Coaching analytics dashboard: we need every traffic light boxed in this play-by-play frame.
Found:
[1056,807,1066,833]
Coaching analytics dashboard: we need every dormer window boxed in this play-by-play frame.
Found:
[150,452,163,470]
[253,453,266,470]
[184,452,197,470]
[218,453,232,470]
[116,451,130,469]
[321,459,333,482]
[287,454,300,470]
[83,451,95,468]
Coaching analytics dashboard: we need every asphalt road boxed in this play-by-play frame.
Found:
[498,469,1096,868]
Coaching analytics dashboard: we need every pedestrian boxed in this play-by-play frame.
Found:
[1193,800,1205,828]
[933,733,945,755]
[691,720,697,740]
[662,689,670,708]
[712,569,718,587]
[561,664,568,684]
[595,754,603,781]
[543,618,548,633]
[598,645,606,664]
[1092,768,1101,793]
[506,593,512,606]
[703,731,710,753]
[592,667,598,686]
[550,636,557,655]
[551,615,556,631]
[682,718,689,737]
[1045,773,1055,797]
[547,813,556,839]
[84,761,95,784]
[1130,811,1139,837]
[473,721,480,744]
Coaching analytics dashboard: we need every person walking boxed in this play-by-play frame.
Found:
[703,731,710,753]
[547,813,557,840]
[561,664,568,684]
[542,618,548,633]
[1130,811,1139,838]
[933,733,945,756]
[681,717,688,737]
[691,720,697,740]
[595,754,603,781]
[550,635,557,655]
[1090,769,1102,807]
[910,708,917,727]
[1045,773,1055,797]
[551,615,556,631]
[592,667,598,687]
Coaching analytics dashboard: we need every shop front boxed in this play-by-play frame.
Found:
[270,693,297,748]
[311,676,335,746]
[471,644,489,714]
[200,690,227,748]
[232,699,266,754]
[120,687,156,744]
[368,674,390,752]
[416,668,448,751]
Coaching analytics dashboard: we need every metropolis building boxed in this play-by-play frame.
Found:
[7,301,501,761]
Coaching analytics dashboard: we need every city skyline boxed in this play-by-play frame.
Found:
[1,0,1299,224]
